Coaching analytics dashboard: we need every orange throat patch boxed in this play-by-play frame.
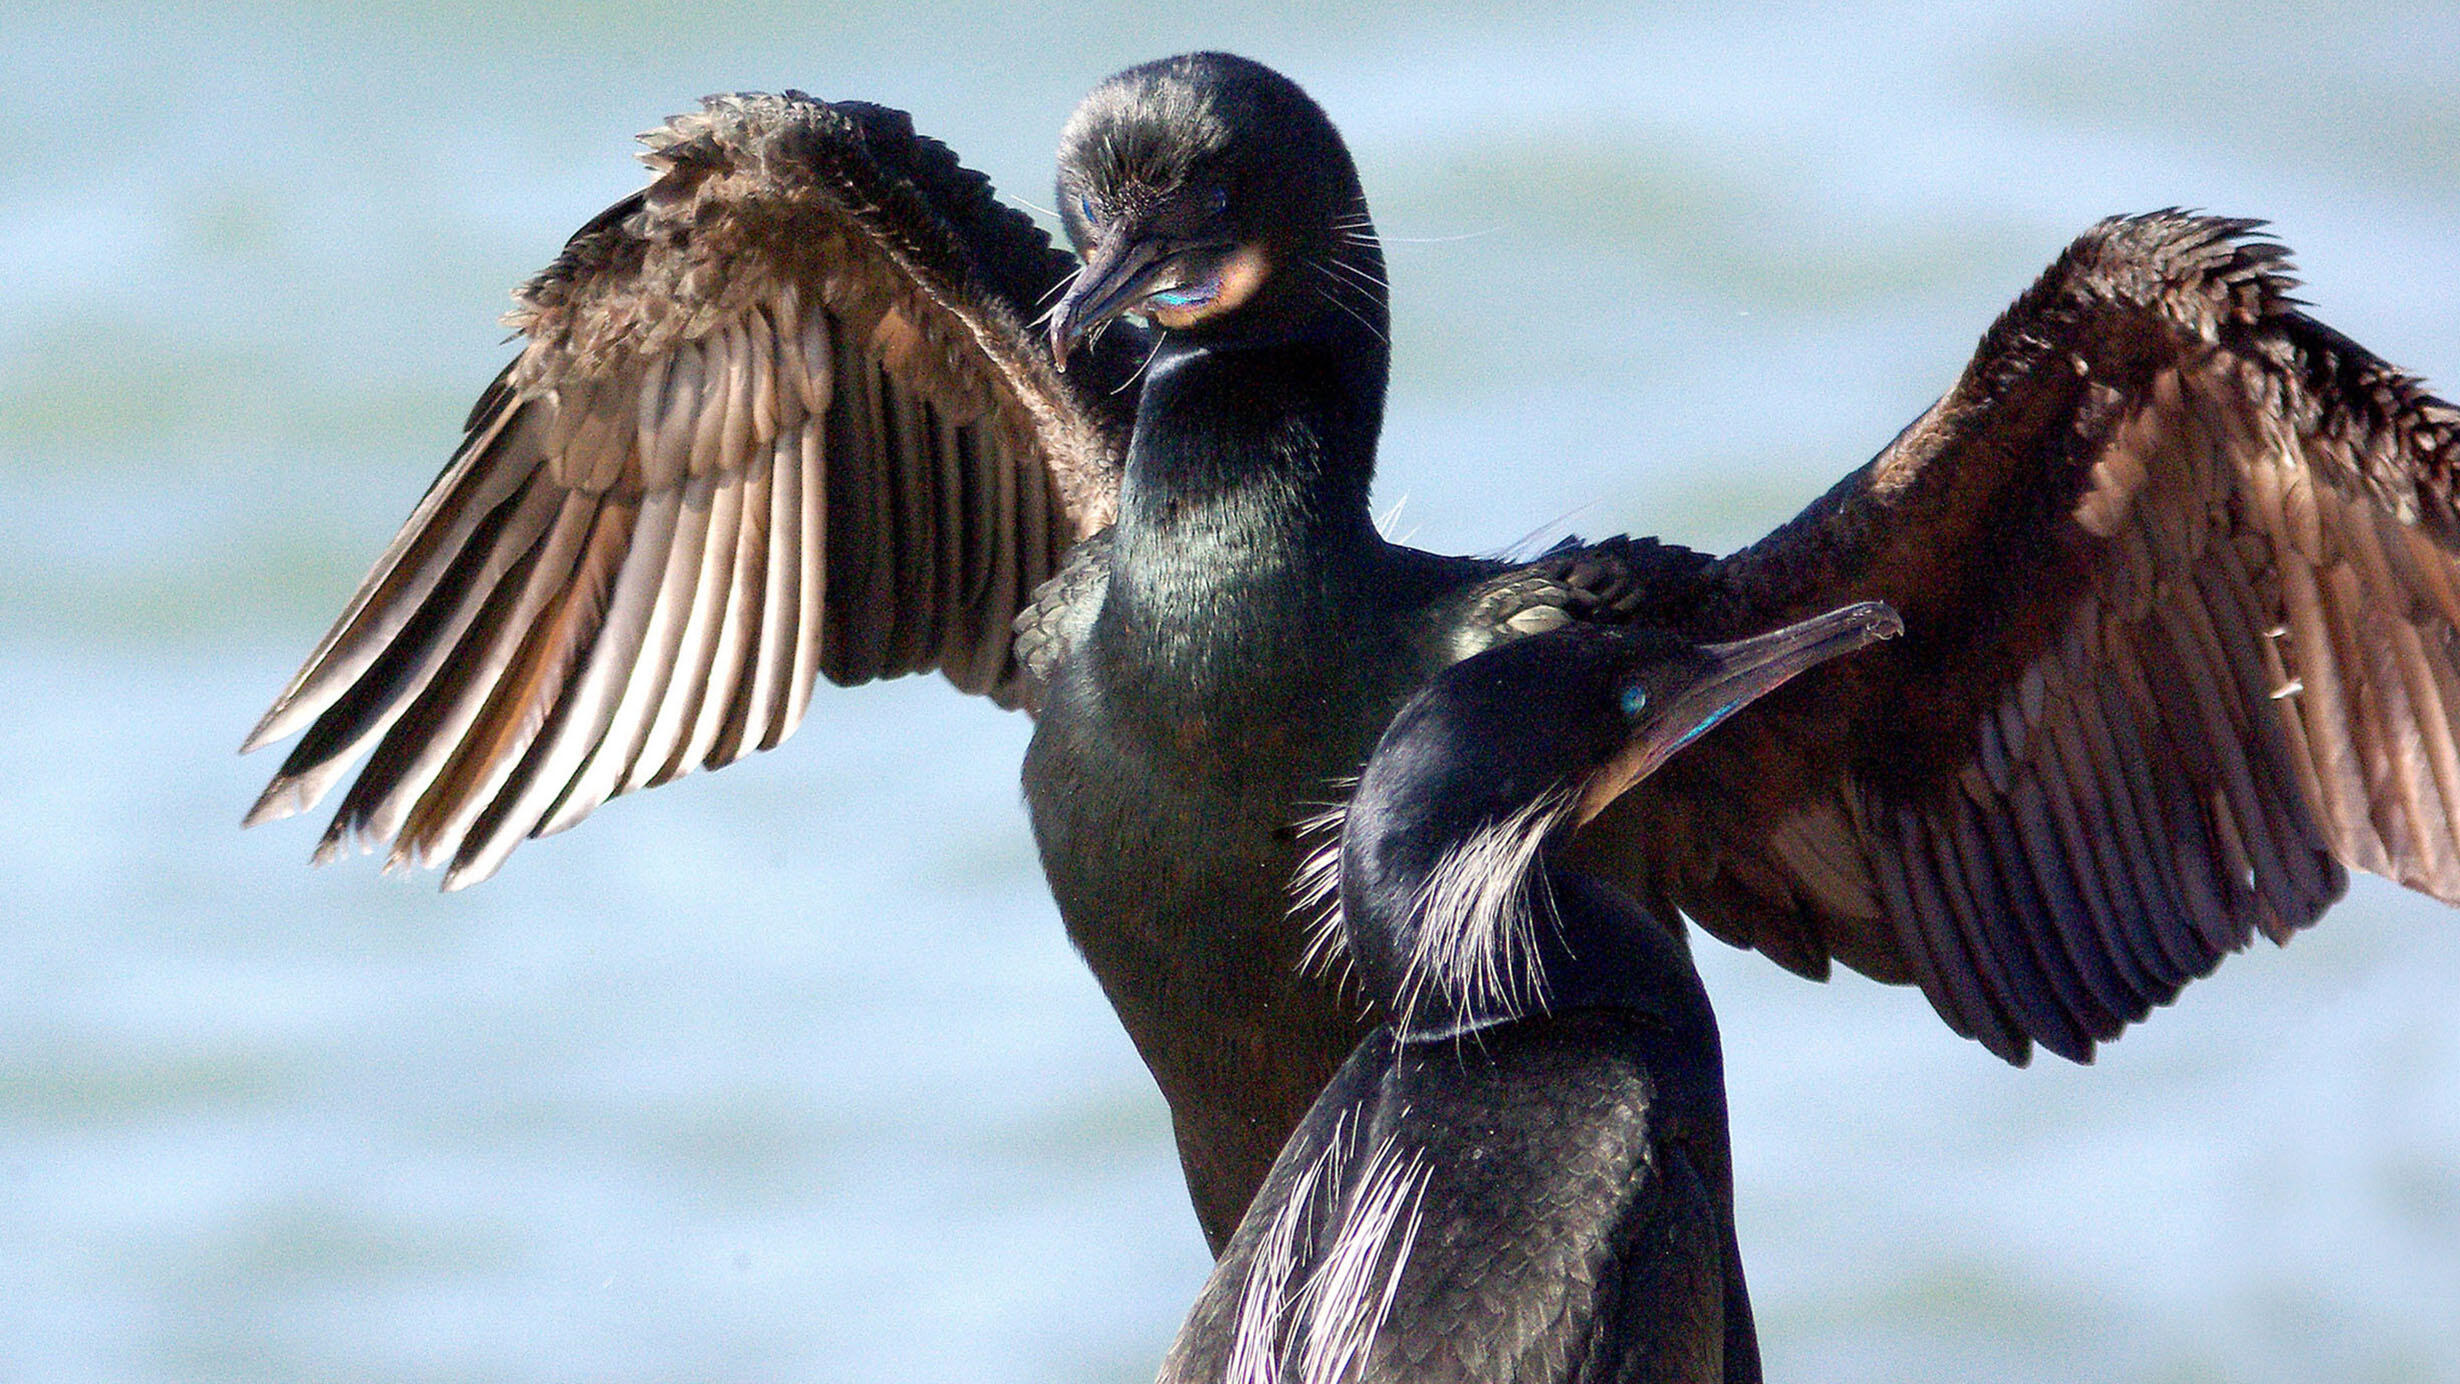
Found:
[1149,243,1272,329]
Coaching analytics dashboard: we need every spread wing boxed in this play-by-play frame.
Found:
[242,92,1139,889]
[1593,212,2460,1063]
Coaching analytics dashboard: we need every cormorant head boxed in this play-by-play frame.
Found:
[1048,52,1384,359]
[1331,603,1902,1039]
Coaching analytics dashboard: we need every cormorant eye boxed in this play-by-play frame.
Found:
[1078,194,1098,224]
[1205,187,1230,217]
[1618,684,1648,717]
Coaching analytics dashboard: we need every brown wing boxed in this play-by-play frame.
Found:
[1590,212,2460,1064]
[242,92,1136,890]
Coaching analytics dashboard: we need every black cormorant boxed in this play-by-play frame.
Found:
[1163,604,1901,1384]
[242,52,2460,1250]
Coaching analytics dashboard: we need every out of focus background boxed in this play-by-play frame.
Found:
[4,2,2457,1380]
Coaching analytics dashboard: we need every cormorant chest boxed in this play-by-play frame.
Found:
[1021,540,1412,958]
[1017,531,1433,1248]
[1168,1012,1745,1384]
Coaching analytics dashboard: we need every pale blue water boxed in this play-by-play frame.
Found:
[4,2,2458,1381]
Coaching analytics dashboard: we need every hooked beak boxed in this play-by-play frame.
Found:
[1049,226,1182,360]
[1574,600,1903,826]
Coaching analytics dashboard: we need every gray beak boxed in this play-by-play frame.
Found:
[1048,226,1177,360]
[1575,600,1903,825]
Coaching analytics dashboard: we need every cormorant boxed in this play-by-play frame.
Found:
[1162,603,1900,1384]
[242,52,2460,1251]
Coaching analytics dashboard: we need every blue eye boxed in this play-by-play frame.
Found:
[1205,187,1229,216]
[1078,194,1097,223]
[1618,684,1648,717]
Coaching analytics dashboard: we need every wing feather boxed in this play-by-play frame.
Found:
[242,398,539,755]
[538,468,719,836]
[245,91,1138,884]
[754,422,805,750]
[1611,213,2459,1061]
[695,449,771,770]
[635,467,748,793]
[789,420,828,732]
[452,486,684,884]
[342,485,601,861]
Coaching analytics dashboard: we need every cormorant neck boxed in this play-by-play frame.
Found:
[1115,321,1388,568]
[1345,825,1709,1044]
[1520,869,1708,1032]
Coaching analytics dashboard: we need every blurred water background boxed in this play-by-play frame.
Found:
[4,1,2458,1380]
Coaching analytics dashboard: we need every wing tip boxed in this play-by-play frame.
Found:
[1988,1029,2039,1068]
[240,698,304,757]
[240,784,302,830]
[245,762,351,830]
[442,824,521,893]
[439,862,494,893]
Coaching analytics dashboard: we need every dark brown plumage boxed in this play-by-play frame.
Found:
[1588,213,2460,1062]
[242,95,1139,888]
[244,56,2460,1245]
